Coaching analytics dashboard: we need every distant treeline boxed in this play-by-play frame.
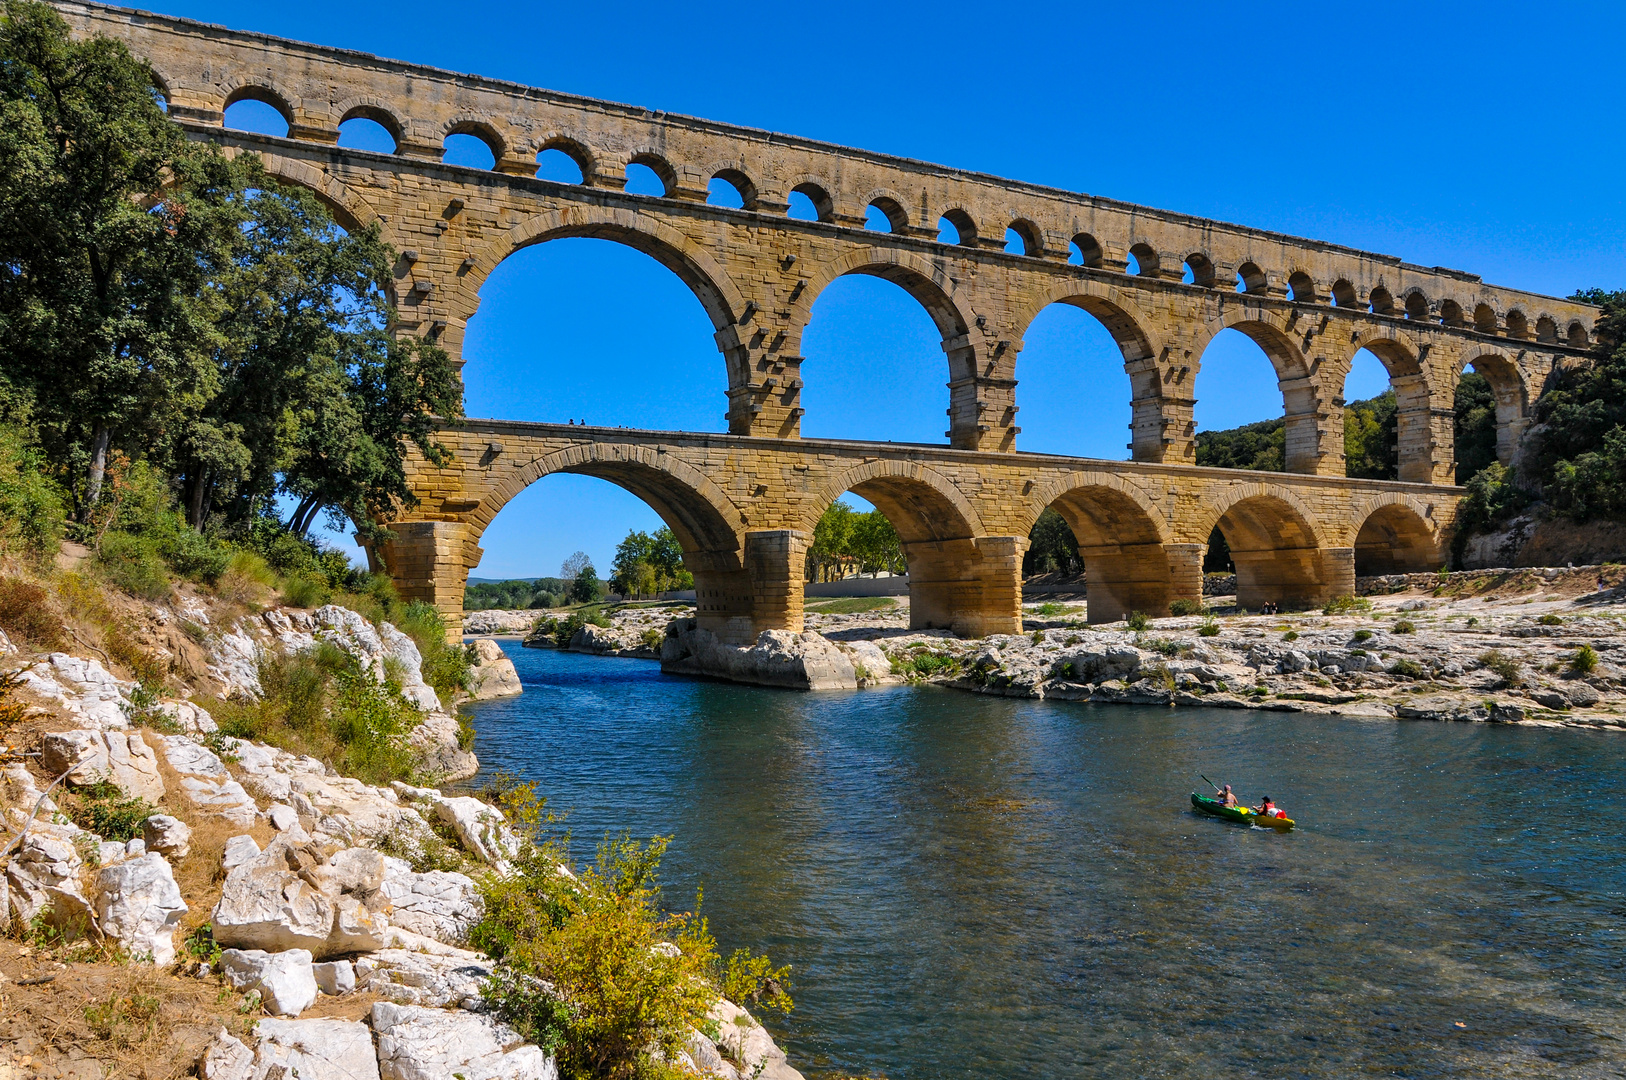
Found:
[464,578,572,610]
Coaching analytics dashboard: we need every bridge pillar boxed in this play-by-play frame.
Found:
[904,536,1025,638]
[379,521,476,642]
[690,531,808,645]
[1231,545,1356,612]
[1167,543,1205,611]
[1393,374,1457,485]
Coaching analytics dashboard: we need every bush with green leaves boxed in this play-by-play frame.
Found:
[1388,659,1426,679]
[1168,598,1203,617]
[1125,611,1149,632]
[1570,644,1599,675]
[66,782,155,843]
[1324,595,1373,616]
[1478,650,1521,687]
[1393,620,1417,634]
[1197,616,1220,637]
[0,425,65,564]
[1537,613,1564,626]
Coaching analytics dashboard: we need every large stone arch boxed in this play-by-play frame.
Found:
[1349,495,1443,576]
[470,440,743,569]
[1456,344,1533,467]
[802,459,983,543]
[1022,470,1177,622]
[1195,483,1341,610]
[1192,306,1333,474]
[258,154,383,233]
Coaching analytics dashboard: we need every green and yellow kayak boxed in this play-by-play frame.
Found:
[1191,792,1295,831]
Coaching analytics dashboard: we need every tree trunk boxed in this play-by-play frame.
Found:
[83,425,112,519]
[187,466,211,531]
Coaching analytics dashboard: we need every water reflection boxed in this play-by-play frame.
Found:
[466,644,1626,1079]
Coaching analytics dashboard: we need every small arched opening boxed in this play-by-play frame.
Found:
[1127,243,1159,277]
[443,125,501,170]
[1535,315,1559,344]
[1235,262,1268,294]
[1183,253,1216,288]
[1439,299,1465,327]
[1474,304,1498,334]
[337,110,399,154]
[1330,279,1358,308]
[865,197,907,233]
[1005,219,1042,256]
[535,142,589,184]
[1569,321,1590,348]
[223,89,291,137]
[788,183,833,222]
[1404,290,1430,321]
[707,169,757,209]
[625,154,676,197]
[1368,286,1396,316]
[1287,271,1316,303]
[1353,504,1438,576]
[1069,234,1105,268]
[936,209,978,247]
[1505,309,1530,339]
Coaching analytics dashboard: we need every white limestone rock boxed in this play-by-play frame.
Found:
[432,796,520,870]
[153,699,218,733]
[207,626,263,698]
[94,854,187,965]
[197,1027,255,1080]
[407,709,479,782]
[220,948,320,1017]
[371,1001,556,1080]
[39,729,165,802]
[358,947,493,1009]
[661,621,857,690]
[222,834,262,871]
[17,653,135,728]
[462,609,536,635]
[313,959,356,996]
[379,857,481,944]
[212,842,337,954]
[252,1016,380,1078]
[6,829,85,925]
[466,637,522,699]
[142,814,192,858]
[709,998,805,1080]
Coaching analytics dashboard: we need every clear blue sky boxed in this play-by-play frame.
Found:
[194,0,1625,580]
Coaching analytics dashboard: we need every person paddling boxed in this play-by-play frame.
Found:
[1217,783,1238,808]
[1252,795,1276,817]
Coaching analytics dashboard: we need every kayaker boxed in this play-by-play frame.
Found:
[1218,784,1237,808]
[1253,796,1277,817]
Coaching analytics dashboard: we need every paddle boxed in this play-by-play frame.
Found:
[1199,773,1222,795]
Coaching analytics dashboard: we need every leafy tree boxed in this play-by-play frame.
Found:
[807,501,857,581]
[0,0,242,517]
[850,508,904,575]
[609,527,690,596]
[1194,418,1285,472]
[1343,391,1398,480]
[1452,373,1498,485]
[569,564,601,604]
[1023,507,1080,575]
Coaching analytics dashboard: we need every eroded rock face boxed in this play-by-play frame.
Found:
[142,814,192,858]
[380,857,481,944]
[466,638,522,700]
[94,854,187,965]
[708,998,805,1080]
[7,827,85,925]
[220,949,320,1017]
[357,948,492,1009]
[212,841,338,955]
[197,1028,255,1080]
[661,620,857,690]
[371,1002,556,1080]
[39,729,165,802]
[252,1016,379,1077]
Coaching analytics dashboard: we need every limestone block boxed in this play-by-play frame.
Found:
[660,621,856,690]
[708,998,805,1080]
[7,830,85,924]
[197,1027,255,1080]
[222,834,262,871]
[466,638,522,699]
[432,796,520,869]
[313,959,356,996]
[330,894,390,953]
[143,814,192,858]
[221,949,320,1017]
[371,1001,556,1080]
[39,730,165,802]
[379,857,481,944]
[212,843,336,954]
[358,948,492,1009]
[153,700,218,734]
[252,1016,379,1078]
[94,854,187,965]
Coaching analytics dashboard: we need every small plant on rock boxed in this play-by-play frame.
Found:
[1479,650,1522,687]
[1388,658,1426,679]
[1570,644,1599,676]
[1281,630,1299,642]
[1323,595,1373,616]
[66,782,155,843]
[1125,611,1149,632]
[1393,620,1417,635]
[1352,629,1374,643]
[1538,613,1564,626]
[1198,616,1220,637]
[1168,598,1203,617]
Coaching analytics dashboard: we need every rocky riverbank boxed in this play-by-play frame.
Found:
[469,565,1626,728]
[0,597,803,1080]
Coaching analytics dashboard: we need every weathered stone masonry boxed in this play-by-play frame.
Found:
[55,2,1591,642]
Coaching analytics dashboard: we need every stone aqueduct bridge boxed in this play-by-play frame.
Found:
[61,3,1600,641]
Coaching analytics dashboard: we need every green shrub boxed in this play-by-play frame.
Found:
[66,782,155,843]
[375,820,466,875]
[95,532,172,601]
[1393,620,1417,634]
[1389,658,1425,679]
[1197,616,1221,637]
[216,549,278,603]
[1478,649,1521,687]
[1034,602,1065,616]
[1281,630,1299,642]
[1125,611,1149,632]
[0,427,65,565]
[280,574,331,608]
[639,628,664,651]
[399,602,471,703]
[1537,613,1564,626]
[1324,595,1373,616]
[1352,629,1374,643]
[475,834,730,1079]
[894,650,956,677]
[1570,644,1599,675]
[1168,598,1203,617]
[722,948,793,1015]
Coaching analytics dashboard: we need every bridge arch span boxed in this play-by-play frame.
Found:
[1022,471,1175,622]
[469,440,743,566]
[1197,484,1342,610]
[788,247,975,350]
[803,459,983,543]
[258,154,383,233]
[1350,496,1443,576]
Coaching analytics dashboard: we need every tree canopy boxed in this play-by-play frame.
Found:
[807,500,904,580]
[0,0,458,544]
[609,527,692,597]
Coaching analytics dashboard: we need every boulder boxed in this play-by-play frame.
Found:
[708,998,804,1080]
[408,710,480,783]
[94,854,187,964]
[431,796,520,869]
[661,620,857,690]
[358,948,492,1009]
[221,835,262,871]
[39,729,165,802]
[379,858,482,944]
[158,736,259,827]
[152,700,217,734]
[462,609,536,635]
[142,814,192,858]
[220,949,320,1017]
[212,842,337,954]
[1568,682,1602,708]
[197,1028,255,1080]
[371,1001,556,1080]
[466,638,522,699]
[7,829,85,925]
[252,1017,380,1079]
[313,959,356,996]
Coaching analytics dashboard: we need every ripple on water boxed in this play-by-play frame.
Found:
[466,643,1626,1080]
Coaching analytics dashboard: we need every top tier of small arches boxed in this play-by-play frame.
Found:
[178,55,1598,348]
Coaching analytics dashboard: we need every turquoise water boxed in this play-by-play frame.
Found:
[464,643,1626,1079]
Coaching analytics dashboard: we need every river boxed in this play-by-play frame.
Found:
[463,642,1626,1079]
